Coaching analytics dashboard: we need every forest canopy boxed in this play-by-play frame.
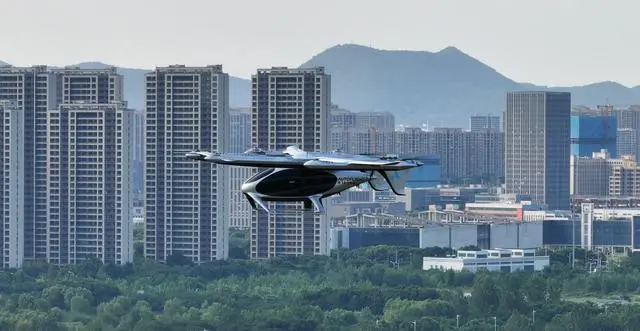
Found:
[2,240,640,330]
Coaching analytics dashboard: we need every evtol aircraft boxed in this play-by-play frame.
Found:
[185,146,423,213]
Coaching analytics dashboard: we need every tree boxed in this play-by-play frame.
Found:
[469,274,500,316]
[503,311,530,331]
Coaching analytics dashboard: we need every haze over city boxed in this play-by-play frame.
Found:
[3,1,640,330]
[2,0,640,86]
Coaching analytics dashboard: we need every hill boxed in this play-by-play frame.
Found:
[299,44,640,126]
[3,46,640,126]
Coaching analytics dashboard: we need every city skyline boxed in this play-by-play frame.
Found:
[2,1,640,87]
[4,51,636,129]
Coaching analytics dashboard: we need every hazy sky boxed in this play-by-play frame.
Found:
[2,0,638,86]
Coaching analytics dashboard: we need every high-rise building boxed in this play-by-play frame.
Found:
[58,66,124,104]
[505,91,571,210]
[144,65,229,263]
[0,101,25,268]
[47,103,133,265]
[470,114,501,132]
[355,111,395,131]
[430,128,469,182]
[609,158,640,197]
[229,108,251,153]
[131,110,145,195]
[334,126,504,185]
[467,130,504,183]
[329,105,356,131]
[570,107,616,157]
[0,65,129,266]
[48,67,128,265]
[616,128,640,159]
[0,65,60,262]
[613,105,640,159]
[570,150,611,196]
[251,67,330,258]
[228,167,253,229]
[228,107,253,229]
[613,105,640,131]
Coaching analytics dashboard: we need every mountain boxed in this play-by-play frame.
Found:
[299,44,640,126]
[2,46,640,126]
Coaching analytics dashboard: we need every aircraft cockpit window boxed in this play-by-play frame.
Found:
[244,147,265,154]
[245,168,274,183]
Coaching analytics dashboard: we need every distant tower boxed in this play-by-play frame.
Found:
[47,67,130,265]
[251,66,330,259]
[144,65,230,263]
[0,65,131,267]
[47,102,133,265]
[0,101,25,268]
[0,65,60,263]
[470,114,501,132]
[228,108,253,229]
[504,91,571,210]
[570,107,617,157]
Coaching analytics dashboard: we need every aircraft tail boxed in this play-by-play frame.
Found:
[377,169,411,195]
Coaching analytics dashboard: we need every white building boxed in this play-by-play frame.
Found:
[47,102,133,265]
[423,248,549,273]
[144,65,230,263]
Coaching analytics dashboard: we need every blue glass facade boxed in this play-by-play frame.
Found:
[544,219,636,247]
[406,155,441,188]
[592,220,631,246]
[634,216,640,249]
[570,115,617,157]
[542,220,580,246]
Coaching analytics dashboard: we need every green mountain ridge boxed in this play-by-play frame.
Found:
[3,45,640,127]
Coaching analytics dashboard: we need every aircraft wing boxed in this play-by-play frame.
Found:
[187,152,307,168]
[302,157,402,170]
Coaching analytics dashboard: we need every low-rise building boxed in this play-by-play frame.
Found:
[422,248,549,273]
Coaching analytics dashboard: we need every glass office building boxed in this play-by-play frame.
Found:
[543,218,640,248]
[570,114,617,157]
[406,155,441,188]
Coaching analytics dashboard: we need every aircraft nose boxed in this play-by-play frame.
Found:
[185,152,204,160]
[241,182,254,193]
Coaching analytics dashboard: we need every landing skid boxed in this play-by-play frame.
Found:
[245,192,326,214]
